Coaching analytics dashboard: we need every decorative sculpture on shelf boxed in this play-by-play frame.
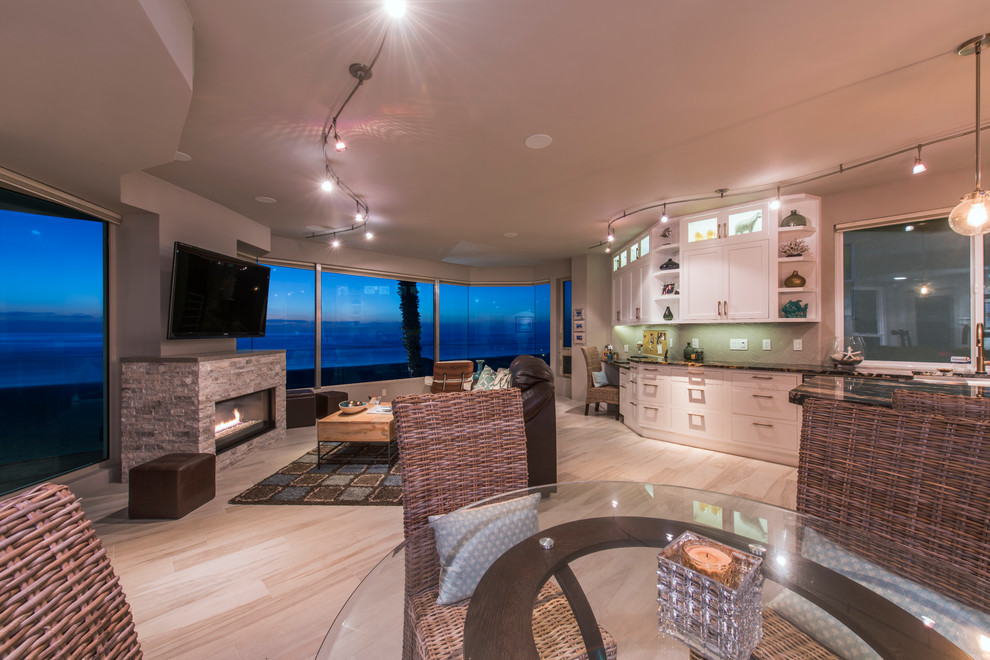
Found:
[780,210,808,227]
[779,239,809,258]
[780,300,808,318]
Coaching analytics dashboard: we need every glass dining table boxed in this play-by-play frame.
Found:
[317,482,989,659]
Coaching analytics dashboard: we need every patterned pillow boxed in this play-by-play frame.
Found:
[592,370,610,387]
[492,367,512,389]
[428,493,541,605]
[473,365,497,390]
[797,527,990,659]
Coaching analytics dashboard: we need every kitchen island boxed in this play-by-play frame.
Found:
[789,374,990,407]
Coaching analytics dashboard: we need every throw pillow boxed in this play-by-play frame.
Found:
[800,527,990,659]
[592,370,609,388]
[474,365,497,390]
[492,367,512,389]
[428,493,541,605]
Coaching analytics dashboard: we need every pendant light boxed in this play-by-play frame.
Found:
[949,35,990,236]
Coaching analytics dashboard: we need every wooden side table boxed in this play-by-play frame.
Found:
[316,405,396,465]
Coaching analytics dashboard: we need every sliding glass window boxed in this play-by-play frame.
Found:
[840,217,973,364]
[237,264,316,388]
[0,189,106,495]
[438,283,550,369]
[321,272,434,386]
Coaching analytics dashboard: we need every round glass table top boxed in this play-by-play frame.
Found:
[318,481,988,659]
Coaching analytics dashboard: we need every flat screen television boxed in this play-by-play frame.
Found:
[167,242,271,339]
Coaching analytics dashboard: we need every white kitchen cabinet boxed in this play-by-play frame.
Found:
[773,194,821,322]
[682,240,769,322]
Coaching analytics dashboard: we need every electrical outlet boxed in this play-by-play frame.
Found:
[730,338,747,350]
[624,344,629,352]
[382,388,388,397]
[762,339,772,351]
[793,339,803,351]
[691,338,700,348]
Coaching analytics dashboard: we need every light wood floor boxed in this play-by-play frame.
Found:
[78,397,796,659]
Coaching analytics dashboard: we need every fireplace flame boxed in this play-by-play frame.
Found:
[215,408,241,434]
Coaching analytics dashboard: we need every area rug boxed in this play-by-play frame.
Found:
[229,445,402,506]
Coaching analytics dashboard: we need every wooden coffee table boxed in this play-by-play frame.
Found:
[316,405,396,466]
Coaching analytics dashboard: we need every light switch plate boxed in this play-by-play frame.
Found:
[763,339,772,351]
[730,338,747,350]
[793,339,803,351]
[691,338,700,348]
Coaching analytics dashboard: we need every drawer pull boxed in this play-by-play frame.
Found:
[752,422,774,428]
[688,387,704,393]
[752,394,774,399]
[751,375,773,380]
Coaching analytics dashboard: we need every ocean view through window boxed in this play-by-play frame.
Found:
[0,191,106,495]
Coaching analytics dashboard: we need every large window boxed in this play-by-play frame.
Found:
[0,190,106,495]
[438,283,550,369]
[321,273,434,386]
[237,264,316,388]
[841,217,972,364]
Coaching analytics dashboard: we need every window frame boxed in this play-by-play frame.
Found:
[833,207,984,371]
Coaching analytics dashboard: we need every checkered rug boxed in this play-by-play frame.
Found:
[228,446,402,506]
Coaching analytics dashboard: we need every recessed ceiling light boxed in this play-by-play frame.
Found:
[504,232,518,238]
[254,196,277,204]
[524,134,552,149]
[305,225,325,231]
[174,151,191,161]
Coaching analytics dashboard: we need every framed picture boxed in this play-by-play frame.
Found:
[573,307,584,320]
[573,319,585,332]
[662,282,676,296]
[573,332,585,345]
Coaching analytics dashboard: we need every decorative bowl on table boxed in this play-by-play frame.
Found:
[338,400,368,415]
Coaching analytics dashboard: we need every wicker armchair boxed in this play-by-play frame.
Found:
[581,346,619,419]
[699,397,990,659]
[393,389,617,660]
[0,483,142,659]
[891,387,990,421]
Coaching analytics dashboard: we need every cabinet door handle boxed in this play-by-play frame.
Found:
[688,387,704,393]
[752,394,773,399]
[717,300,722,316]
[751,375,773,380]
[752,422,774,428]
[636,307,640,319]
[630,401,638,407]
[723,300,728,317]
[616,311,620,322]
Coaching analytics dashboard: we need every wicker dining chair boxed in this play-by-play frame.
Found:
[393,388,617,660]
[690,397,990,660]
[891,387,990,421]
[581,346,619,419]
[0,483,142,659]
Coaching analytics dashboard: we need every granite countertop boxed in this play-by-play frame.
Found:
[788,375,990,407]
[607,357,912,379]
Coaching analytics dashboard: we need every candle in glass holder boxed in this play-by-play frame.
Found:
[682,542,733,582]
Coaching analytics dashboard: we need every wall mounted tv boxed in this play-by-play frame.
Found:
[167,242,271,339]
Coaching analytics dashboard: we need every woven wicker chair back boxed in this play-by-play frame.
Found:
[797,398,990,613]
[581,346,602,389]
[0,483,142,659]
[891,388,990,421]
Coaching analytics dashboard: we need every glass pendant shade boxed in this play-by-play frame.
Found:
[948,189,990,236]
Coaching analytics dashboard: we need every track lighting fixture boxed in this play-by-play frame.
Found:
[331,237,341,247]
[912,145,927,174]
[384,0,406,18]
[605,245,611,254]
[321,175,334,192]
[770,187,781,210]
[949,34,990,236]
[660,204,669,223]
[366,230,374,240]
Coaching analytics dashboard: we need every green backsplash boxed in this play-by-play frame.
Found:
[611,323,822,365]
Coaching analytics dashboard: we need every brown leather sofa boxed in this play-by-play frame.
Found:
[509,355,557,487]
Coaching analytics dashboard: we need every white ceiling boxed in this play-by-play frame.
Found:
[2,1,989,266]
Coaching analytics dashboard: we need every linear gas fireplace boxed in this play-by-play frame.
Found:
[121,351,286,482]
[215,388,275,453]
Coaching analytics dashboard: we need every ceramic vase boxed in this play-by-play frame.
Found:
[784,270,806,288]
[663,306,673,321]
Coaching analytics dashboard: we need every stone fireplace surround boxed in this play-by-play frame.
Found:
[120,351,286,482]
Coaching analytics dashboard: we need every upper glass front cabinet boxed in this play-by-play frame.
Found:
[686,207,765,243]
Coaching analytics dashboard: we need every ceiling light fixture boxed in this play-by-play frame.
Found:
[331,237,341,248]
[770,186,782,210]
[384,0,406,18]
[660,204,669,223]
[912,145,927,174]
[949,34,990,236]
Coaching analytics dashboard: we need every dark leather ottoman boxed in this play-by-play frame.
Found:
[128,453,216,519]
[286,388,317,428]
[316,390,348,418]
